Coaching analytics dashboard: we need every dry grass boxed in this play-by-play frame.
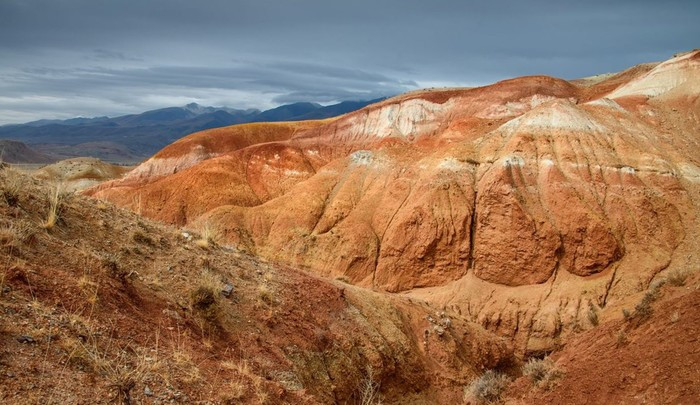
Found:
[0,221,34,255]
[522,357,562,389]
[220,380,247,403]
[358,365,383,405]
[131,193,142,215]
[587,305,599,327]
[633,280,665,323]
[667,270,688,287]
[622,308,632,322]
[257,284,274,305]
[131,230,155,246]
[64,332,149,405]
[194,222,219,249]
[670,311,680,323]
[2,169,22,206]
[615,329,628,347]
[189,270,225,322]
[77,273,99,308]
[465,370,510,403]
[43,183,66,230]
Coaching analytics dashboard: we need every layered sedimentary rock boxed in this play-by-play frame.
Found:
[88,50,700,352]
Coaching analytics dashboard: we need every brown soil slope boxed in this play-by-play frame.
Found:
[504,274,700,405]
[88,50,700,355]
[0,168,511,404]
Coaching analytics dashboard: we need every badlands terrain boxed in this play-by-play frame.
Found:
[1,50,699,404]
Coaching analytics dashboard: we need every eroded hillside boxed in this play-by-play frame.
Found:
[88,50,700,356]
[0,168,512,404]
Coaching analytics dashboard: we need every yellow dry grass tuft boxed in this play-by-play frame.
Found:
[194,222,219,249]
[43,183,66,230]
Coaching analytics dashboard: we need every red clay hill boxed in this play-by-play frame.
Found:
[88,50,700,358]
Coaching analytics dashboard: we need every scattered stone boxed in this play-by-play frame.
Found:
[17,335,35,344]
[144,386,154,396]
[433,325,445,337]
[162,309,181,320]
[221,283,234,298]
[441,317,452,328]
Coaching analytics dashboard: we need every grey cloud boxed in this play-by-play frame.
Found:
[89,49,143,62]
[0,0,698,123]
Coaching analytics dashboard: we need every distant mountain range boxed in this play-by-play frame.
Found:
[0,99,384,163]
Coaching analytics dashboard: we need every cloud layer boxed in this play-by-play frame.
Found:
[1,0,698,124]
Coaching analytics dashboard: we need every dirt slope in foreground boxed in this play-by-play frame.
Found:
[504,277,700,405]
[0,168,511,404]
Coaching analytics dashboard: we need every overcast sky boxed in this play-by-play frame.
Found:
[0,0,698,124]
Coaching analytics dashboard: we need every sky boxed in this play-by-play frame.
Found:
[0,0,698,124]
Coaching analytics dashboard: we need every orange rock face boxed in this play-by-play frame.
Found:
[88,50,700,352]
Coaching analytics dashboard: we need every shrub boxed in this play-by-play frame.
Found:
[190,271,224,321]
[258,284,274,305]
[131,230,155,246]
[190,286,217,319]
[465,370,510,403]
[622,308,632,322]
[587,306,599,327]
[522,357,562,388]
[195,223,218,249]
[667,270,688,287]
[629,279,666,325]
[615,330,628,347]
[102,254,130,281]
[634,294,654,321]
[358,365,382,405]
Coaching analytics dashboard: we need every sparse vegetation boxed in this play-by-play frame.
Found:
[587,305,599,327]
[102,254,129,281]
[65,333,149,405]
[132,230,155,246]
[194,222,218,249]
[634,280,665,322]
[667,270,688,287]
[615,329,628,347]
[622,308,632,322]
[2,169,22,206]
[190,286,217,319]
[670,311,680,323]
[221,380,247,402]
[257,284,274,305]
[624,279,666,325]
[358,365,382,405]
[189,270,224,322]
[43,183,65,230]
[522,357,562,389]
[465,370,510,403]
[0,222,34,255]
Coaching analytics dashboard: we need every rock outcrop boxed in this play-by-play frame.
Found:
[87,50,700,353]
